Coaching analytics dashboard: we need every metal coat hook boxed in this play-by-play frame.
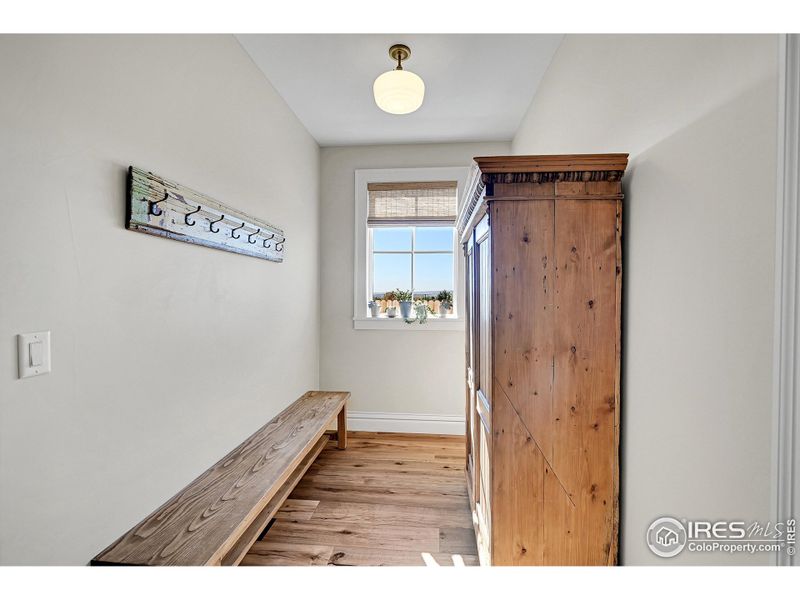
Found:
[275,236,285,252]
[147,191,169,216]
[208,214,224,233]
[128,166,285,263]
[184,205,201,226]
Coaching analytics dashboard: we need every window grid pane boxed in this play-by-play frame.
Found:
[373,227,412,251]
[415,226,454,251]
[370,225,455,311]
[372,252,411,296]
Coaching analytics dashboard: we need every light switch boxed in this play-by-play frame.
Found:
[18,331,51,379]
[29,341,44,367]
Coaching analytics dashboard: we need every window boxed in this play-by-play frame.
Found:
[370,225,455,301]
[368,181,457,307]
[354,167,468,330]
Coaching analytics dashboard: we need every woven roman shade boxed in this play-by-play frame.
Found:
[367,181,458,225]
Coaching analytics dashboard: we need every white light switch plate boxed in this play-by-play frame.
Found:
[18,331,51,379]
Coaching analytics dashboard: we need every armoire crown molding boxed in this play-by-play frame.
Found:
[481,170,626,184]
[457,153,629,242]
[473,153,630,174]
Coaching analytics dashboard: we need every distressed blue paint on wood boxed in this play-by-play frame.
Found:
[126,166,285,262]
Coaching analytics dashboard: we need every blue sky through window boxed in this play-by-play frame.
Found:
[373,228,411,251]
[415,227,452,251]
[372,226,454,297]
[415,254,453,293]
[373,253,411,293]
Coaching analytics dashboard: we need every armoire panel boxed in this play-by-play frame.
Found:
[551,197,620,564]
[491,389,544,565]
[543,461,576,564]
[490,199,556,464]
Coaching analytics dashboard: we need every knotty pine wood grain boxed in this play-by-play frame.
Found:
[491,390,545,565]
[610,198,623,564]
[92,391,348,566]
[462,155,623,566]
[543,461,577,564]
[552,199,618,564]
[490,199,556,465]
[243,433,477,566]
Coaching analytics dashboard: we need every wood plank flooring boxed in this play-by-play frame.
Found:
[241,431,478,566]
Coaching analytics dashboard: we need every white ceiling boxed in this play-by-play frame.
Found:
[237,34,562,147]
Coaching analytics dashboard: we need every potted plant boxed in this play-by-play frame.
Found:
[368,299,380,318]
[395,289,413,319]
[383,291,397,318]
[437,290,453,317]
[406,301,433,325]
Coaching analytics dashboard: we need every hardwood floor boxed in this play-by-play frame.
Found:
[241,431,478,566]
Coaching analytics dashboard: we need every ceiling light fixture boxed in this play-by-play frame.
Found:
[373,44,425,115]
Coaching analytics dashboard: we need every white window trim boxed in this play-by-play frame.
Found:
[354,166,469,331]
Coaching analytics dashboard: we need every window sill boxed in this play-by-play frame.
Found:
[353,316,465,331]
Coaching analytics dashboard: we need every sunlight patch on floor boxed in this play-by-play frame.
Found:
[421,552,466,567]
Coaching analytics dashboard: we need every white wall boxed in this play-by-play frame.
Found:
[0,35,321,565]
[513,34,779,565]
[319,142,509,425]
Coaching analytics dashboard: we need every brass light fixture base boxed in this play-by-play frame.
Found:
[389,44,411,68]
[373,42,424,114]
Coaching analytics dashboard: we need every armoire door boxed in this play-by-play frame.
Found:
[474,214,492,563]
[489,197,554,565]
[464,232,477,504]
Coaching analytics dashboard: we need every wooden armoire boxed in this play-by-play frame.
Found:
[459,154,627,566]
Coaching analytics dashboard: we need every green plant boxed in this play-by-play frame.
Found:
[415,300,434,314]
[436,290,453,306]
[406,302,430,325]
[394,289,413,302]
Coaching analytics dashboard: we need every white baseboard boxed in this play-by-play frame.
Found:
[347,411,465,435]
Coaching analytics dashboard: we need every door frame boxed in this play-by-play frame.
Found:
[773,33,799,567]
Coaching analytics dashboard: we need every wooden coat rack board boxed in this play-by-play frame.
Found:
[126,166,285,262]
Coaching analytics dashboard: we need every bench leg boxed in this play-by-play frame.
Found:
[337,405,347,450]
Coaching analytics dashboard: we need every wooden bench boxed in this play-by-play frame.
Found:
[91,390,349,566]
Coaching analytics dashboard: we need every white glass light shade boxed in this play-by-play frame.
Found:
[373,69,425,115]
